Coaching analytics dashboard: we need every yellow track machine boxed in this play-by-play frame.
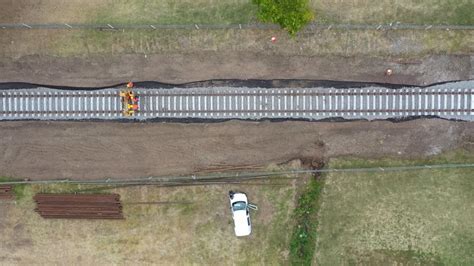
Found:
[120,82,139,116]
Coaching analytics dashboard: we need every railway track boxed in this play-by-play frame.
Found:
[0,83,473,121]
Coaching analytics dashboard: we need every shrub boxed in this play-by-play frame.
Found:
[289,178,323,265]
[252,0,314,36]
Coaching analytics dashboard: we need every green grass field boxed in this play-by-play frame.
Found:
[92,0,474,25]
[312,0,474,25]
[5,0,472,25]
[314,150,474,265]
[92,0,257,24]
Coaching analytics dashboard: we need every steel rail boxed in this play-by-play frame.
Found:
[1,163,474,186]
[2,90,470,97]
[137,109,472,114]
[134,91,471,97]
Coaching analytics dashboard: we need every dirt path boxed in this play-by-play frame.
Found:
[0,53,472,87]
[0,119,472,180]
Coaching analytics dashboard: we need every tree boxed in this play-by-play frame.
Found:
[252,0,314,36]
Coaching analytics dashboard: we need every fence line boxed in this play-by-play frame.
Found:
[1,163,473,186]
[1,23,473,31]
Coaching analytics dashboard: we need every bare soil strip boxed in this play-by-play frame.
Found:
[0,119,472,180]
[0,54,472,87]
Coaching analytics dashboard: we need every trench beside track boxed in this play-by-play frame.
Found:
[0,84,473,121]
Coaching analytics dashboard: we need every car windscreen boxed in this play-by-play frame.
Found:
[232,201,247,211]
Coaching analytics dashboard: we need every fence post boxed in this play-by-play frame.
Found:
[0,23,473,31]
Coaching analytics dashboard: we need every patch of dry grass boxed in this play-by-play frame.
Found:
[314,151,474,265]
[0,178,297,264]
[3,0,472,25]
[0,0,256,24]
[312,0,474,25]
[2,28,472,59]
[92,0,257,24]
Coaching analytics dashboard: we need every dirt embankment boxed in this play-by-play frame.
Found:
[0,119,472,180]
[0,53,472,87]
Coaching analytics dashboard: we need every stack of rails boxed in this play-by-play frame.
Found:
[0,185,14,200]
[34,193,124,219]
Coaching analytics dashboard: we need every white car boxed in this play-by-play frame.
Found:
[229,191,251,237]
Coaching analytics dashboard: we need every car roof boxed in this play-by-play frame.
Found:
[230,192,248,203]
[233,211,251,236]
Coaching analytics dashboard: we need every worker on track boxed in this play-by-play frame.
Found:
[128,104,139,110]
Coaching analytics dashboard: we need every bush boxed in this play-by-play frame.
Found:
[289,178,323,265]
[252,0,314,36]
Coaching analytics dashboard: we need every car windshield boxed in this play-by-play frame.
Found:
[232,201,247,211]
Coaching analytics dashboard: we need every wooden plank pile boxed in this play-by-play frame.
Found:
[34,193,124,219]
[0,185,14,200]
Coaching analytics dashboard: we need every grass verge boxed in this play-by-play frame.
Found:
[4,0,472,25]
[92,0,257,24]
[330,148,474,169]
[311,0,474,25]
[289,177,323,265]
[2,28,472,59]
[0,178,298,264]
[314,149,474,265]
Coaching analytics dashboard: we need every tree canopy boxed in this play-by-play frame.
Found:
[253,0,314,36]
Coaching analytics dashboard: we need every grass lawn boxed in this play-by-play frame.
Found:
[2,1,473,61]
[92,0,258,24]
[312,0,474,25]
[3,0,472,25]
[2,28,473,59]
[0,178,298,264]
[92,0,474,25]
[314,149,474,265]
